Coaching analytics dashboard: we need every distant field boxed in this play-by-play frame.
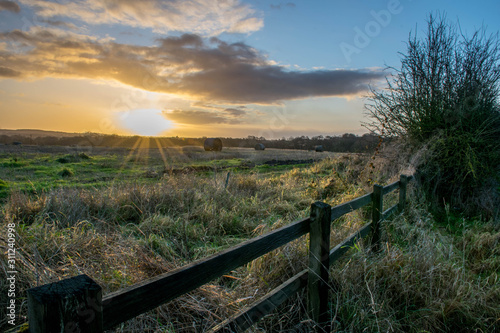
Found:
[0,144,340,193]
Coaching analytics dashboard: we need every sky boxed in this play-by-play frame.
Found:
[0,0,499,139]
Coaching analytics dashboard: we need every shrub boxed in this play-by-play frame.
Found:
[365,14,500,219]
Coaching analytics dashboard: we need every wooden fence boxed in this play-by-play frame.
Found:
[26,175,413,333]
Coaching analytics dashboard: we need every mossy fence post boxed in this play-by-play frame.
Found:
[27,274,103,333]
[371,184,383,251]
[308,201,332,332]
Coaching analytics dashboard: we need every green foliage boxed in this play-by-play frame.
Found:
[365,14,500,218]
[57,153,92,164]
[59,167,74,178]
[0,178,9,200]
[78,152,91,159]
[56,156,70,163]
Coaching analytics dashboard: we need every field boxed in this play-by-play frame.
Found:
[0,142,498,332]
[0,144,338,193]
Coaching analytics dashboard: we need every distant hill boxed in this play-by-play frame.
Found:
[0,129,83,138]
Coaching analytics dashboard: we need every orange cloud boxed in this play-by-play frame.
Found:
[0,27,385,104]
[20,0,263,36]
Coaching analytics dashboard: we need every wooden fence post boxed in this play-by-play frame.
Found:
[371,184,383,251]
[398,174,409,212]
[308,201,331,332]
[27,274,103,333]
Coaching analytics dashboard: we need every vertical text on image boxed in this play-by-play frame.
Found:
[6,222,17,326]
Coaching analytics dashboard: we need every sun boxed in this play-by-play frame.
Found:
[119,109,174,136]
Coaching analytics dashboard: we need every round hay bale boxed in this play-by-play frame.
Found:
[204,138,223,152]
[315,145,324,152]
[254,143,265,151]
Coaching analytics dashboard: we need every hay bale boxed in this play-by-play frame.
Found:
[315,145,324,152]
[204,138,223,152]
[254,143,265,151]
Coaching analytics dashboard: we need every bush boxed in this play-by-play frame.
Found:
[365,14,500,219]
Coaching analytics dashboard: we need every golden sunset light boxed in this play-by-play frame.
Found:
[118,109,175,137]
[1,0,499,139]
[1,1,499,332]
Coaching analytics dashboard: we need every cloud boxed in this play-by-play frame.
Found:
[19,0,263,36]
[40,19,79,31]
[162,105,248,125]
[224,108,246,117]
[0,66,21,77]
[163,109,242,125]
[0,28,385,104]
[0,1,20,13]
[177,64,384,103]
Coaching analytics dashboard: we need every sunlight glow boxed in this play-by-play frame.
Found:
[119,109,174,136]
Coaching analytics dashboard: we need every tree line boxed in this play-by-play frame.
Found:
[0,132,381,153]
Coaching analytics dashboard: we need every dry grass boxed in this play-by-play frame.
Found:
[330,191,500,333]
[1,148,498,332]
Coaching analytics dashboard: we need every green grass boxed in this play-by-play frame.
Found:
[0,178,9,200]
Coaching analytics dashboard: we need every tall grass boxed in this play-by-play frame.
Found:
[330,193,499,332]
[1,150,498,332]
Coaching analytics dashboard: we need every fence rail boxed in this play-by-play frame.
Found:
[26,175,413,333]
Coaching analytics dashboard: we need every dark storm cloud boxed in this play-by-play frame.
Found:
[0,28,385,104]
[0,1,20,13]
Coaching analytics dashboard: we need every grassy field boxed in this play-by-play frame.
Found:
[0,143,338,193]
[0,142,498,332]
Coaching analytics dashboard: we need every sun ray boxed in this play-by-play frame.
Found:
[154,137,170,173]
[109,135,143,186]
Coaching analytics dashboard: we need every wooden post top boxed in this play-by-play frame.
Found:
[28,274,101,303]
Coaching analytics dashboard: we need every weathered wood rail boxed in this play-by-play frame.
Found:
[26,175,413,333]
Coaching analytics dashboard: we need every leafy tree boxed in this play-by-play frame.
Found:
[365,14,500,219]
